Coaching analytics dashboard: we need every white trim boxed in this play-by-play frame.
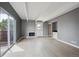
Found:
[54,38,79,49]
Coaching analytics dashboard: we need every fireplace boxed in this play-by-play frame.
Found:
[29,32,35,36]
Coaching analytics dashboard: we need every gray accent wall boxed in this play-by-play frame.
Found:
[43,21,48,36]
[22,20,35,36]
[49,7,79,46]
[21,20,27,36]
[27,20,35,36]
[0,2,22,40]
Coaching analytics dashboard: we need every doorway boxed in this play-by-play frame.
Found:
[48,24,52,37]
[52,22,58,39]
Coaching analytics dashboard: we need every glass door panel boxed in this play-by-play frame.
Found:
[0,8,9,56]
[9,16,14,45]
[9,16,16,45]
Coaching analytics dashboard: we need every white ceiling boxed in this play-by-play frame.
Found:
[10,2,79,22]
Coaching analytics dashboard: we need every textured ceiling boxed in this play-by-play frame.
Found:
[10,2,79,22]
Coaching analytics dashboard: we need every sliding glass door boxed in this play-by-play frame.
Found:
[0,7,16,56]
[0,8,9,56]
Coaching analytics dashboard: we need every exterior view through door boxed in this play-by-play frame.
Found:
[0,7,16,56]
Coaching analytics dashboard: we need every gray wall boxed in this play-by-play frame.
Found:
[22,20,36,36]
[27,20,35,36]
[43,21,48,36]
[49,7,79,46]
[27,20,35,34]
[0,2,22,40]
[21,20,27,36]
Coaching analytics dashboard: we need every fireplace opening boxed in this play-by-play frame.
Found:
[29,32,35,36]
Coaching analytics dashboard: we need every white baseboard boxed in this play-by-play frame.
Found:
[26,36,36,38]
[54,38,79,49]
